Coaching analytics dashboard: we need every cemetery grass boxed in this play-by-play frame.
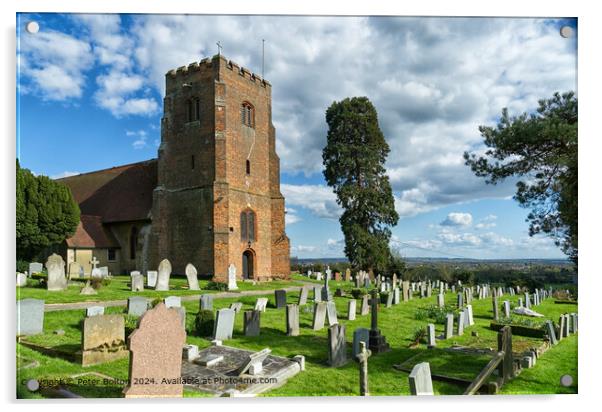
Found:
[16,275,306,304]
[17,288,577,398]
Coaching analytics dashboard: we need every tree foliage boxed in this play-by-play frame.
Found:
[16,160,80,261]
[323,97,399,273]
[464,92,577,265]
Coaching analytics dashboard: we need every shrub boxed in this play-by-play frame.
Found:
[206,281,227,291]
[411,327,427,345]
[195,310,215,337]
[350,288,364,299]
[414,308,428,321]
[124,315,140,334]
[17,260,29,273]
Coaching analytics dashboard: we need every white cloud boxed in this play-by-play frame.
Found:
[441,212,473,227]
[51,171,80,179]
[285,207,301,225]
[281,184,341,219]
[125,129,150,149]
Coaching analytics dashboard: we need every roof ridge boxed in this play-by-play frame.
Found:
[56,158,157,180]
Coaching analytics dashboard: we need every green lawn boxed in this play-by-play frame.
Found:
[16,285,577,398]
[16,275,306,304]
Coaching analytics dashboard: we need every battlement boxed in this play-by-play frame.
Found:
[166,55,270,88]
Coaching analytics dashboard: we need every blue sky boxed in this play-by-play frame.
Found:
[16,13,577,260]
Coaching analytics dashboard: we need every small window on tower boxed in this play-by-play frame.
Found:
[246,159,251,175]
[194,97,200,120]
[186,99,193,122]
[191,155,195,170]
[241,102,254,128]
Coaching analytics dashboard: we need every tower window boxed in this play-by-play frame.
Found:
[241,102,254,128]
[187,97,200,122]
[240,209,256,242]
[191,155,195,170]
[246,159,251,175]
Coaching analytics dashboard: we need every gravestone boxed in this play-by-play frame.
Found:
[200,294,213,311]
[46,253,67,291]
[16,299,44,336]
[457,312,465,336]
[254,297,268,312]
[345,268,351,282]
[409,362,434,395]
[402,281,410,302]
[275,290,287,309]
[124,303,186,398]
[328,324,348,367]
[90,256,101,278]
[147,270,158,288]
[360,294,370,315]
[164,296,181,308]
[457,292,463,308]
[286,304,300,336]
[81,314,127,366]
[233,348,272,376]
[444,313,454,339]
[313,286,322,303]
[213,308,235,340]
[322,273,332,302]
[393,288,400,305]
[347,300,357,321]
[312,302,327,330]
[524,292,531,309]
[298,287,308,305]
[353,328,370,359]
[386,292,393,308]
[230,302,243,313]
[368,289,390,354]
[227,264,238,290]
[492,296,500,321]
[563,314,571,337]
[427,324,436,348]
[558,315,566,340]
[570,313,578,333]
[99,266,109,277]
[326,301,339,326]
[68,262,83,279]
[185,263,200,291]
[466,304,474,326]
[16,272,27,287]
[503,300,511,318]
[86,305,105,317]
[131,273,144,292]
[437,294,444,308]
[356,341,371,396]
[29,262,43,275]
[243,310,261,337]
[155,259,172,291]
[128,297,149,317]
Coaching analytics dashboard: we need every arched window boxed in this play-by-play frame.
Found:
[240,209,256,242]
[130,227,138,260]
[240,102,254,128]
[246,159,251,175]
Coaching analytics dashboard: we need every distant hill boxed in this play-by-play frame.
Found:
[293,256,571,267]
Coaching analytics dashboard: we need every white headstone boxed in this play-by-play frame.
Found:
[16,272,27,287]
[147,270,158,288]
[46,253,67,291]
[227,264,238,290]
[185,263,200,291]
[155,259,171,291]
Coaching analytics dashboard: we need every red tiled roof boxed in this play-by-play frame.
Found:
[58,159,157,223]
[66,215,120,248]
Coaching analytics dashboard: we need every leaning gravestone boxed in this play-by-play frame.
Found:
[360,294,370,316]
[275,290,287,309]
[286,304,300,336]
[227,264,238,291]
[185,263,200,291]
[313,286,322,303]
[46,253,67,291]
[200,294,213,311]
[147,270,158,288]
[244,310,261,337]
[128,297,149,317]
[444,313,454,339]
[298,287,308,305]
[213,308,235,340]
[86,306,105,317]
[326,301,339,326]
[17,299,44,336]
[124,303,186,398]
[254,297,268,312]
[29,262,43,275]
[427,324,436,348]
[230,302,243,313]
[352,328,370,359]
[16,272,27,287]
[81,314,127,366]
[312,302,327,330]
[131,273,144,292]
[328,324,348,367]
[409,362,434,395]
[155,259,172,291]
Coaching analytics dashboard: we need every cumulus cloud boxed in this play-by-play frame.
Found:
[285,207,301,225]
[441,212,473,227]
[281,184,341,219]
[475,214,498,229]
[125,129,152,149]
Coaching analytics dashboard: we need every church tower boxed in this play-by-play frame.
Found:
[148,55,290,281]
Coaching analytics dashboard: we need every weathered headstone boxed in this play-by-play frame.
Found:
[492,296,500,321]
[313,285,322,303]
[386,292,393,308]
[46,253,67,291]
[524,292,531,309]
[185,263,200,291]
[503,300,511,318]
[437,294,444,308]
[155,259,171,291]
[230,302,243,313]
[409,362,434,395]
[356,341,371,396]
[16,272,27,287]
[164,296,181,308]
[200,294,213,311]
[275,289,287,309]
[345,268,351,282]
[86,305,105,317]
[570,313,578,333]
[427,323,436,348]
[128,297,149,317]
[347,300,357,321]
[402,281,410,301]
[457,312,465,336]
[243,310,261,337]
[466,304,474,326]
[286,304,300,336]
[312,302,327,330]
[131,273,144,292]
[360,294,370,315]
[444,313,454,339]
[328,324,348,367]
[393,287,400,305]
[16,299,44,336]
[254,297,268,312]
[457,292,463,308]
[146,270,158,288]
[90,256,101,278]
[353,328,370,359]
[227,264,238,290]
[81,314,127,366]
[213,308,235,340]
[68,262,83,279]
[29,262,43,275]
[326,301,339,326]
[298,287,308,305]
[558,315,566,340]
[99,266,109,277]
[124,303,186,398]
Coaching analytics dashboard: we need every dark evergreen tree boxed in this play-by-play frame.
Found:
[323,97,399,273]
[464,91,577,265]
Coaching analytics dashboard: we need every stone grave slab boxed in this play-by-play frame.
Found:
[17,299,44,336]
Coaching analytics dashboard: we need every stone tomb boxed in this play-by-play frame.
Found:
[81,314,128,366]
[124,303,186,398]
[155,259,172,291]
[46,253,67,291]
[213,308,235,340]
[17,298,44,336]
[180,345,302,396]
[185,263,200,291]
[409,362,434,395]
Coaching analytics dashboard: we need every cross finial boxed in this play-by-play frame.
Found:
[90,256,99,269]
[216,41,223,56]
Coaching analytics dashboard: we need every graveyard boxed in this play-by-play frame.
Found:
[16,263,578,398]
